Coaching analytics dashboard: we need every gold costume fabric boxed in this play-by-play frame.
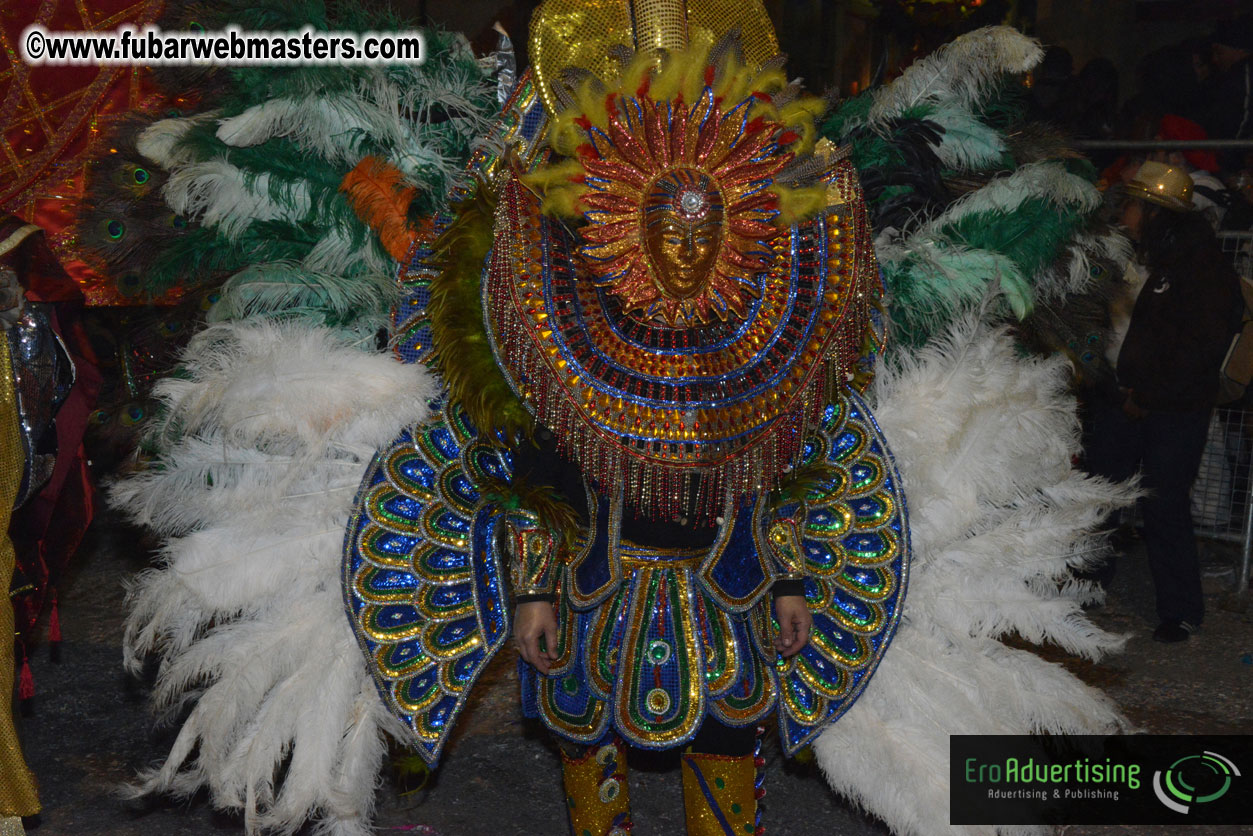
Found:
[680,751,760,836]
[0,335,39,820]
[529,0,778,118]
[560,739,632,836]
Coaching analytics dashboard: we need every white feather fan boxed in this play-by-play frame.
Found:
[115,321,436,836]
[812,316,1137,836]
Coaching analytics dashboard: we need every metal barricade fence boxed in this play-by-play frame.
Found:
[1191,231,1253,601]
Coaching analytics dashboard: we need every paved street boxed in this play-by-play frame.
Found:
[13,511,1253,835]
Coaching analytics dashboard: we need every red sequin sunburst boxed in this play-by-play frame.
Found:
[573,76,798,325]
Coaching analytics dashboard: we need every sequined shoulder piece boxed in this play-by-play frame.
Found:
[342,402,513,765]
[767,388,910,753]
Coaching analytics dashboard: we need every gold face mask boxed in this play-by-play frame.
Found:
[643,169,724,301]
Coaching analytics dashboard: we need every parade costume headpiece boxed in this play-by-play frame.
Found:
[528,44,826,325]
[475,0,878,520]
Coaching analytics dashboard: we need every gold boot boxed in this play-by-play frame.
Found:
[680,750,763,836]
[560,737,632,836]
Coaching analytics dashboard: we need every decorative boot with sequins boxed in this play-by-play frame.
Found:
[680,750,765,836]
[560,737,632,836]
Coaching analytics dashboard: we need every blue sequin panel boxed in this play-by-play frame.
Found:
[381,493,424,522]
[831,428,865,459]
[426,583,474,609]
[417,547,470,573]
[570,497,614,605]
[843,530,891,561]
[810,611,869,657]
[427,426,460,462]
[427,616,478,652]
[519,102,545,141]
[450,649,485,685]
[363,569,417,593]
[703,502,769,607]
[468,444,511,482]
[802,541,842,573]
[423,695,459,731]
[771,387,911,756]
[545,617,600,717]
[343,407,514,766]
[398,669,440,707]
[471,508,508,645]
[397,455,437,491]
[370,604,423,633]
[432,509,471,534]
[377,643,428,679]
[371,531,420,557]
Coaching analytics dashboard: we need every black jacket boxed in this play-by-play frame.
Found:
[1117,242,1242,411]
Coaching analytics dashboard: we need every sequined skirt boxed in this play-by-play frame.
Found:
[521,538,903,754]
[521,550,777,749]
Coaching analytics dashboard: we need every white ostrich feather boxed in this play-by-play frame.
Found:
[938,161,1101,226]
[876,238,1033,320]
[303,225,390,276]
[1035,228,1134,302]
[216,96,377,161]
[928,105,1007,169]
[115,319,434,835]
[813,316,1135,836]
[868,26,1043,127]
[137,114,217,167]
[162,160,314,241]
[876,165,1105,324]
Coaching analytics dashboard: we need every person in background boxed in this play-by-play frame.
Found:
[1198,16,1253,172]
[1086,162,1242,643]
[1068,57,1121,171]
[1027,45,1075,125]
[1153,114,1232,228]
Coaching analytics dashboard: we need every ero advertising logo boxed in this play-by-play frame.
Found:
[1153,750,1241,814]
[950,735,1252,826]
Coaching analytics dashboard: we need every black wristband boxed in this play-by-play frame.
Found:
[771,578,806,598]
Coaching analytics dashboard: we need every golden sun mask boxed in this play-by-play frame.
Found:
[643,169,724,300]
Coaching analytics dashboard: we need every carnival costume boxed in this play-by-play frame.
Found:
[105,2,1138,835]
[0,223,78,836]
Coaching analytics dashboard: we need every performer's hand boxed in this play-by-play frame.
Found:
[514,600,559,674]
[774,595,812,658]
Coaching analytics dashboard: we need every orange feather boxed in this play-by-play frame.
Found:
[339,157,418,262]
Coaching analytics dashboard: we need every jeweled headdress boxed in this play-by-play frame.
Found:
[461,1,881,520]
[528,44,825,325]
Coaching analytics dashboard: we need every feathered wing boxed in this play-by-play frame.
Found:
[108,2,496,833]
[827,25,1128,351]
[116,323,437,836]
[812,25,1139,836]
[813,320,1135,836]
